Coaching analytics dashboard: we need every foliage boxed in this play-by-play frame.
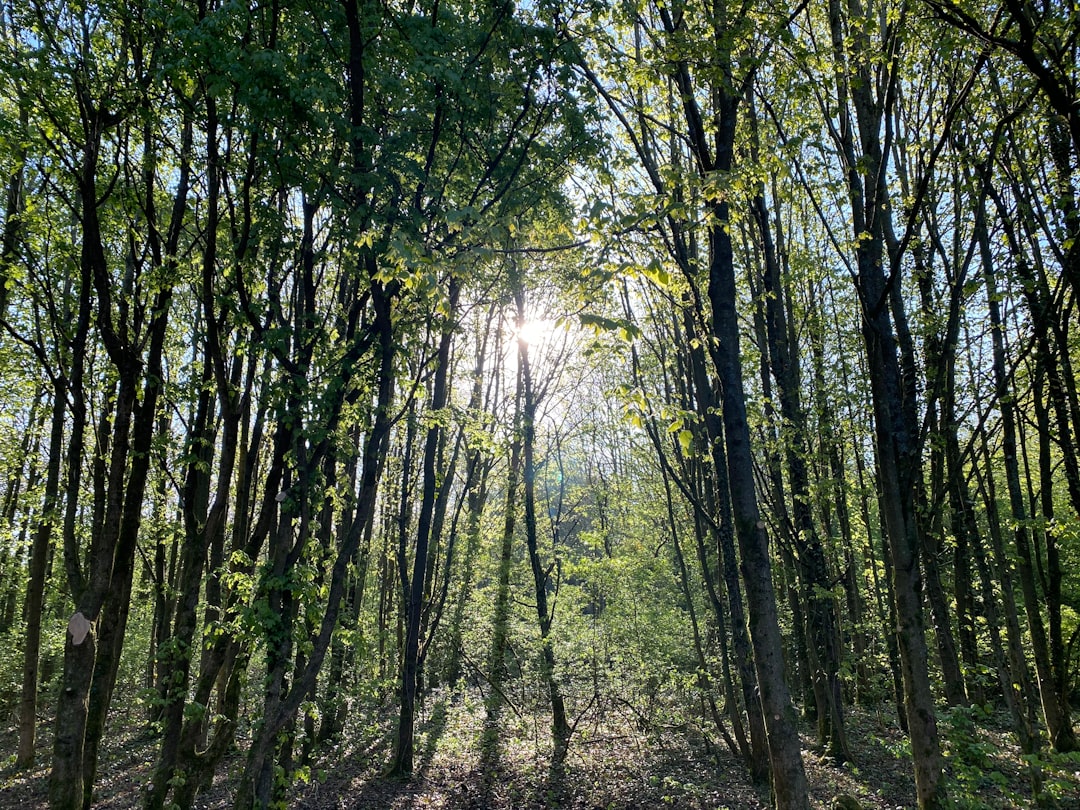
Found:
[1,0,1080,808]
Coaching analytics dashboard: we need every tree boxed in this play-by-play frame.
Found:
[3,0,1080,807]
[572,0,811,804]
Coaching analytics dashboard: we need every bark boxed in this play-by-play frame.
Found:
[678,306,753,763]
[483,315,523,753]
[444,308,497,689]
[1034,361,1077,750]
[0,400,41,640]
[51,87,187,809]
[390,278,459,776]
[748,133,849,758]
[17,384,65,768]
[242,188,328,809]
[916,489,967,708]
[687,471,750,761]
[82,176,187,806]
[518,285,571,756]
[147,342,268,810]
[707,203,809,808]
[850,405,907,728]
[946,425,981,707]
[824,0,946,803]
[982,172,1077,753]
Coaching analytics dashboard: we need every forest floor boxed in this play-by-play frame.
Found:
[3,686,1079,809]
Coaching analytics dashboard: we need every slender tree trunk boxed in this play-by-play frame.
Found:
[859,282,945,808]
[1033,363,1076,751]
[650,4,809,797]
[970,185,1040,746]
[707,201,809,808]
[49,78,188,804]
[390,279,459,776]
[893,247,966,711]
[661,461,738,758]
[749,275,811,725]
[146,344,241,809]
[748,131,849,758]
[57,311,174,809]
[982,174,1077,753]
[683,298,771,783]
[48,205,92,808]
[853,422,907,728]
[824,0,946,801]
[146,415,174,706]
[17,384,65,768]
[971,429,1039,755]
[484,318,523,756]
[319,428,366,742]
[665,301,754,761]
[234,277,397,809]
[807,280,869,702]
[447,309,498,688]
[517,285,571,757]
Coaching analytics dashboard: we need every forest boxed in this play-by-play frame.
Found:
[0,0,1079,808]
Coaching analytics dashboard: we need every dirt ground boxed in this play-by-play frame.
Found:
[3,689,1078,809]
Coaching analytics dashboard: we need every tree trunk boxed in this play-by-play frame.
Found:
[441,313,498,692]
[483,313,523,755]
[17,385,65,768]
[706,202,809,808]
[233,278,397,808]
[859,285,945,808]
[685,218,771,791]
[971,430,1039,755]
[390,278,459,776]
[982,174,1077,753]
[825,0,946,801]
[748,130,849,758]
[517,285,571,757]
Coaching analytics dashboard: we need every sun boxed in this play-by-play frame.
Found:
[516,318,556,346]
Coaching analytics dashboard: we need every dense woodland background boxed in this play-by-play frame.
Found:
[1,0,1080,808]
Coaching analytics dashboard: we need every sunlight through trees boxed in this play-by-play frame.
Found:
[1,0,1079,809]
